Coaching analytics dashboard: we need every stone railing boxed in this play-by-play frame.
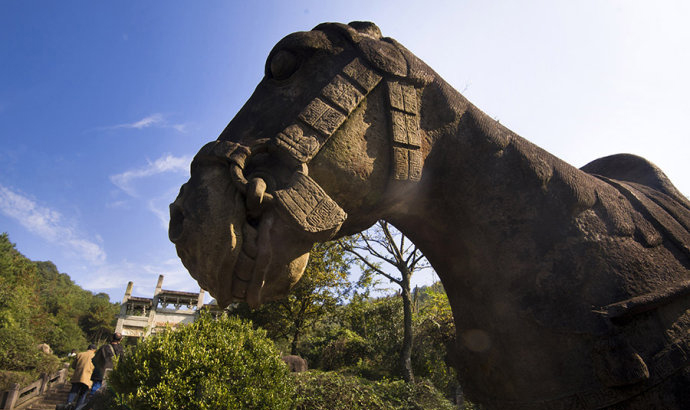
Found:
[0,366,68,410]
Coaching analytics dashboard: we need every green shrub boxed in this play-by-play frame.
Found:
[43,315,89,357]
[0,327,61,391]
[100,314,295,410]
[34,352,61,375]
[373,378,457,410]
[0,328,41,372]
[319,329,373,371]
[0,327,60,377]
[294,371,456,410]
[412,318,458,398]
[0,370,35,392]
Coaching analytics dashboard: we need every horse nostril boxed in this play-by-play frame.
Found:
[169,204,185,242]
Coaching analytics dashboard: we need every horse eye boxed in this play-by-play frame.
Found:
[269,50,299,81]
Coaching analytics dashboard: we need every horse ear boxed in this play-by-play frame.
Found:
[357,37,408,77]
[382,38,435,86]
[346,21,433,85]
[358,34,434,85]
[314,22,408,77]
[313,22,433,85]
[347,21,382,39]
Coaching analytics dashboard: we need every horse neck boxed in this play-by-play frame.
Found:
[383,82,611,400]
[387,80,598,314]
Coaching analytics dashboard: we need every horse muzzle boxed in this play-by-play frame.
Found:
[169,139,346,308]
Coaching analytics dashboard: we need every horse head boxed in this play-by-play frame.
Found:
[169,22,438,308]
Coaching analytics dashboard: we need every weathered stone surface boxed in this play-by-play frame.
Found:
[169,21,690,410]
[342,58,382,91]
[273,171,346,236]
[281,355,308,372]
[275,124,320,164]
[322,75,365,112]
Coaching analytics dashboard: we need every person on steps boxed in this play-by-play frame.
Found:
[66,344,97,407]
[89,332,124,394]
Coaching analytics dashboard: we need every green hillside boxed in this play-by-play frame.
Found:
[0,232,119,388]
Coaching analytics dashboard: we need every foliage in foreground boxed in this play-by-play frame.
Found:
[230,240,353,355]
[99,313,294,410]
[293,371,456,410]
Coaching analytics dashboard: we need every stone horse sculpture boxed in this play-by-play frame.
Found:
[169,22,690,409]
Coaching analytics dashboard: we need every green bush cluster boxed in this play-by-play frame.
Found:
[88,312,460,410]
[319,329,373,371]
[100,313,295,410]
[0,370,35,392]
[0,328,61,390]
[293,371,456,410]
[0,328,45,372]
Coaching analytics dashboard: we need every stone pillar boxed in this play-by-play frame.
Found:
[3,383,20,409]
[154,275,164,298]
[115,281,134,334]
[147,275,165,338]
[197,289,206,310]
[122,281,133,303]
[58,365,68,384]
[152,275,164,311]
[38,373,49,394]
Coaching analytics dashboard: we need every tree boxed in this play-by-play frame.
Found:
[79,293,120,343]
[231,240,353,355]
[324,294,403,378]
[340,221,429,383]
[0,234,61,388]
[0,233,38,330]
[0,232,119,359]
[412,283,459,397]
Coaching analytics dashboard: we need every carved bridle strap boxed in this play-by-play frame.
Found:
[387,79,422,181]
[194,139,348,240]
[272,58,383,166]
[271,57,423,183]
[217,56,423,240]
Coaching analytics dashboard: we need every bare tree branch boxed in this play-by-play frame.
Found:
[380,221,405,267]
[343,245,402,285]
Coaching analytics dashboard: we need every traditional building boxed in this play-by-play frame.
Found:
[115,275,223,338]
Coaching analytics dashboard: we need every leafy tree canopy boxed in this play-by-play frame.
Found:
[0,233,120,365]
[230,240,353,355]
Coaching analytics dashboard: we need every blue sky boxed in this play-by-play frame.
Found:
[1,1,688,302]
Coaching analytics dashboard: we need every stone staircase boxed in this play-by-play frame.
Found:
[18,382,70,410]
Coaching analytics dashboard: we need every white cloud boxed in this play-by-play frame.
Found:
[171,123,187,133]
[98,113,188,132]
[127,114,165,129]
[67,239,106,265]
[0,184,106,264]
[106,200,129,209]
[110,154,191,198]
[148,197,171,230]
[82,257,200,299]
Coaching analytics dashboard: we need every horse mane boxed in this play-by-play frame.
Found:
[582,153,689,206]
[582,154,690,265]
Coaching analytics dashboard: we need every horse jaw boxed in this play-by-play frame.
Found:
[169,153,312,308]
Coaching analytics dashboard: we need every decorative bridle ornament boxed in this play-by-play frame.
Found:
[191,26,425,245]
